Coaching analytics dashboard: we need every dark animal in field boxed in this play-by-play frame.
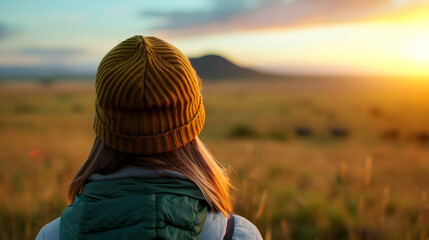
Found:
[294,127,312,137]
[411,131,429,144]
[329,127,349,138]
[381,128,400,140]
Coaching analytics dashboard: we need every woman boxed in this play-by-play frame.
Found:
[36,35,263,240]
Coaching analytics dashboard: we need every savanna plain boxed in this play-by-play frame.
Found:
[0,77,428,240]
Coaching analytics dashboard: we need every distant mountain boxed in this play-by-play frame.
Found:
[189,54,279,79]
[0,65,95,79]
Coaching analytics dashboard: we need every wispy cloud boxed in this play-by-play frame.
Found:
[141,0,427,36]
[0,47,88,66]
[21,47,85,57]
[140,0,260,30]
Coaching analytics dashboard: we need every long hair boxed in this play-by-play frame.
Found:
[68,136,232,216]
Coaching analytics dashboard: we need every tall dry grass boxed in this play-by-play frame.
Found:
[0,79,429,239]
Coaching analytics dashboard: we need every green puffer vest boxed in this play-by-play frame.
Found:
[60,177,209,240]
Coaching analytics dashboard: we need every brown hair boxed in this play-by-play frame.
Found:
[68,136,232,216]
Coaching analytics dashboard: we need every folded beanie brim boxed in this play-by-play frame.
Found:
[93,96,205,155]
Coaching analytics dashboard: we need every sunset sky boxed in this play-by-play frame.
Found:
[1,0,429,77]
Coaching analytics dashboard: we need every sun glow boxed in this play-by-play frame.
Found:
[174,4,429,78]
[261,5,429,78]
[404,35,429,64]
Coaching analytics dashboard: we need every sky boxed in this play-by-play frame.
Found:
[1,0,429,77]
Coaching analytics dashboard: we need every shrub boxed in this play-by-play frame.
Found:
[265,129,288,141]
[228,124,259,139]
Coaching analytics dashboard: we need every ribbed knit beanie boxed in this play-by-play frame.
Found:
[93,35,205,155]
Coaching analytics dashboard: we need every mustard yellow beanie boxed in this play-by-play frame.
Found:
[93,35,205,155]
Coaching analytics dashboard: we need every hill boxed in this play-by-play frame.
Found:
[189,55,280,80]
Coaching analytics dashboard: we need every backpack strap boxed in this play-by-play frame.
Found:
[223,214,235,240]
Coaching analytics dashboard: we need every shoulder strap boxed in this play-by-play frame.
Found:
[223,214,235,240]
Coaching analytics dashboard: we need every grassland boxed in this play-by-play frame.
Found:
[0,78,428,239]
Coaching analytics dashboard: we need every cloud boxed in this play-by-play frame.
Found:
[21,47,85,57]
[141,0,261,30]
[0,47,88,66]
[140,0,422,36]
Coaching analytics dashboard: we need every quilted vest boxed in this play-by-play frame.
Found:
[60,177,209,240]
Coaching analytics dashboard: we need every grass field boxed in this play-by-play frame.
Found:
[0,78,428,240]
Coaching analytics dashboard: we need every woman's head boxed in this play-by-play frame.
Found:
[94,35,205,154]
[69,36,231,215]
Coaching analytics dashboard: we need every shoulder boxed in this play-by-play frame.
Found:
[35,214,263,240]
[199,212,262,240]
[35,217,60,240]
[231,215,263,240]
